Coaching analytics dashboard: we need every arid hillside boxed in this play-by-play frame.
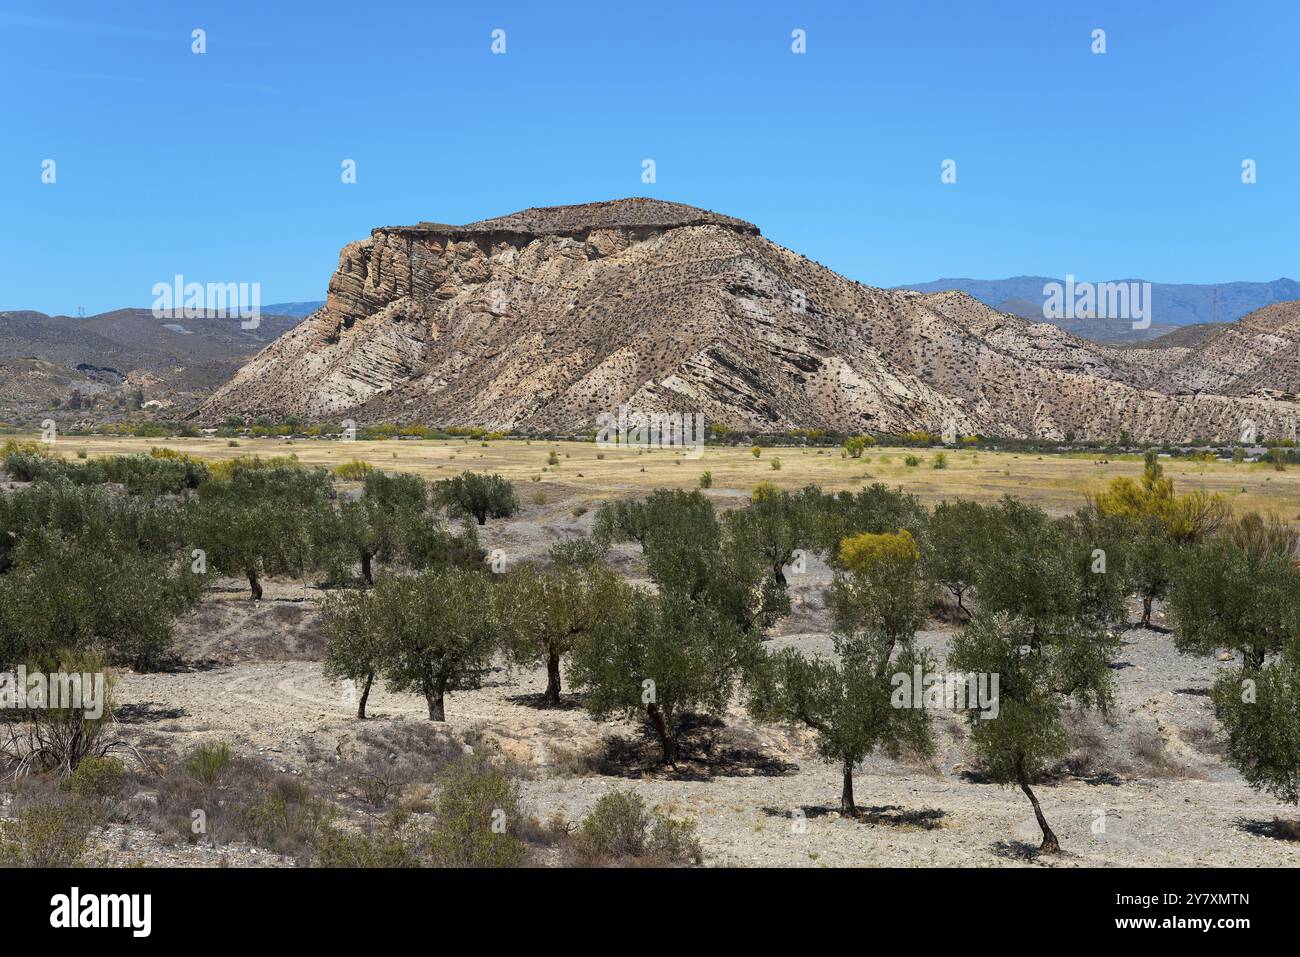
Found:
[0,308,303,420]
[198,199,1300,443]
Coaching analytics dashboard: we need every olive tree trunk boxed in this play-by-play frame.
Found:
[1016,756,1060,853]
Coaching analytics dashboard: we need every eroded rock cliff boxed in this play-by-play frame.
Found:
[199,198,1300,443]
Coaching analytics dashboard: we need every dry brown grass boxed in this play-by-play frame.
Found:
[28,435,1300,518]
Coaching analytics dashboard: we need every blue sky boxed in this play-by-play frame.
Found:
[2,0,1297,314]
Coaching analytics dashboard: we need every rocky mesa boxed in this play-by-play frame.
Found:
[198,198,1300,443]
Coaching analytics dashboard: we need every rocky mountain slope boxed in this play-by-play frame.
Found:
[197,199,1300,443]
[0,308,302,418]
[1121,300,1300,401]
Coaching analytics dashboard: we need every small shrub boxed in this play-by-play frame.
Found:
[579,789,648,857]
[185,741,232,790]
[67,756,126,801]
[574,789,702,866]
[241,778,335,858]
[751,446,762,459]
[427,758,527,868]
[0,801,99,867]
[334,459,374,480]
[904,455,922,467]
[843,435,874,458]
[932,452,948,470]
[770,458,782,470]
[699,471,713,489]
[547,451,560,467]
[315,811,426,867]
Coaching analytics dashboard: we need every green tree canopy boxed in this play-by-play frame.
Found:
[435,471,519,526]
[949,611,1118,854]
[568,587,757,766]
[374,567,499,721]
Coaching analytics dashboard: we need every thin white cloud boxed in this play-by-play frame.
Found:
[6,66,278,94]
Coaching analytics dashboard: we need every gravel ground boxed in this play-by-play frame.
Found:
[44,496,1300,868]
[102,586,1300,868]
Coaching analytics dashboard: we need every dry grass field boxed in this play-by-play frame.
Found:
[50,434,1300,520]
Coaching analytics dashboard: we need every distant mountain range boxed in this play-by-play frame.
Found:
[0,307,304,422]
[895,277,1300,344]
[261,301,326,318]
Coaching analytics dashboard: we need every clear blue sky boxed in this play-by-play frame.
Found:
[2,0,1297,314]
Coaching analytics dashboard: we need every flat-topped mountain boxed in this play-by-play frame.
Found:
[388,198,760,239]
[197,199,1300,443]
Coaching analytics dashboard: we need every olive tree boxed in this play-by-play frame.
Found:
[594,488,784,635]
[810,483,928,554]
[748,528,935,811]
[922,499,991,617]
[321,588,388,719]
[1210,648,1300,808]
[751,632,934,813]
[1168,538,1300,670]
[191,465,335,599]
[1090,452,1229,627]
[0,531,206,670]
[495,563,622,705]
[724,483,820,587]
[945,497,1124,854]
[375,566,498,721]
[323,471,429,585]
[568,587,756,766]
[949,611,1116,854]
[1168,512,1300,809]
[435,471,519,526]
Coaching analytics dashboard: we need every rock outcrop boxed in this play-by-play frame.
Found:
[198,198,1300,443]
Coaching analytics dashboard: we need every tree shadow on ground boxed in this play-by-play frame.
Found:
[591,713,798,781]
[116,702,188,723]
[760,804,947,830]
[990,839,1044,861]
[962,766,1126,787]
[1046,762,1129,786]
[1133,622,1172,635]
[153,656,225,674]
[505,692,586,712]
[1234,817,1300,842]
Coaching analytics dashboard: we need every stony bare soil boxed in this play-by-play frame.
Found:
[95,496,1300,869]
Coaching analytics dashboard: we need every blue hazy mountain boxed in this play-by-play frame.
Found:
[262,301,326,318]
[895,277,1300,328]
